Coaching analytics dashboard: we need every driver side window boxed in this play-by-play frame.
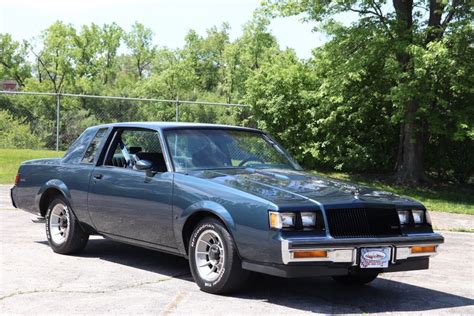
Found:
[105,129,167,172]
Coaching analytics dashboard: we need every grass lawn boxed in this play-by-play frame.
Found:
[0,149,64,184]
[313,171,474,215]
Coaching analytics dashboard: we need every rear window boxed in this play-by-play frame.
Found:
[81,128,108,164]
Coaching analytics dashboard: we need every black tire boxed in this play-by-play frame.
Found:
[45,197,89,254]
[332,269,379,285]
[188,218,249,294]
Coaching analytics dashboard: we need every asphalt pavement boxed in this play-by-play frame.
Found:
[1,185,473,315]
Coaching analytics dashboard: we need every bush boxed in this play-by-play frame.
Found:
[0,110,44,149]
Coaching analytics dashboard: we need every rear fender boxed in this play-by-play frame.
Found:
[35,179,94,233]
[35,179,72,212]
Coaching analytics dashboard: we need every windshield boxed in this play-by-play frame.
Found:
[164,129,300,171]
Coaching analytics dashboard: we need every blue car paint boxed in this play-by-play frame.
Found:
[11,122,440,268]
[87,166,175,247]
[36,179,71,208]
[171,171,279,261]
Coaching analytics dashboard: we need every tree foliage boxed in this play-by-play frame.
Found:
[125,22,157,79]
[260,0,473,183]
[0,34,31,87]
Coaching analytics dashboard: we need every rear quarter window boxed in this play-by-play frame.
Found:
[81,128,109,164]
[62,128,98,164]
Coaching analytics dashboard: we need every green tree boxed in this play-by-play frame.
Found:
[182,24,230,91]
[31,21,77,93]
[150,48,198,99]
[245,50,316,163]
[0,34,31,87]
[265,0,473,184]
[305,23,398,171]
[73,23,124,92]
[219,17,278,103]
[413,26,474,183]
[73,23,103,92]
[100,23,123,85]
[219,42,244,103]
[240,16,278,70]
[125,22,157,79]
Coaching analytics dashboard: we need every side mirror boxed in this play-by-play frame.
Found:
[135,159,152,171]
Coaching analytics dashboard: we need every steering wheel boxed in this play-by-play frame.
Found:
[238,156,265,167]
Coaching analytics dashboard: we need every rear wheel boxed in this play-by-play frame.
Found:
[45,197,89,254]
[188,218,249,294]
[332,269,379,285]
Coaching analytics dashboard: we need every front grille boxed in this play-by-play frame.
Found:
[326,208,401,238]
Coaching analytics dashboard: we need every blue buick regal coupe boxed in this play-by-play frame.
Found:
[11,122,443,294]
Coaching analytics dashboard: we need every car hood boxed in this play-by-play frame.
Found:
[188,168,419,206]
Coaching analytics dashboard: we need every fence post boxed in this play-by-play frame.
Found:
[56,93,60,151]
[175,98,180,122]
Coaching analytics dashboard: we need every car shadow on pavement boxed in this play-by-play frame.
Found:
[237,273,474,314]
[35,237,193,281]
[36,238,474,314]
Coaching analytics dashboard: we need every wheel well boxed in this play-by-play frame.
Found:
[182,210,227,255]
[39,188,63,217]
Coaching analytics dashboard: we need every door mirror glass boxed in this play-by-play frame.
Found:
[135,159,152,171]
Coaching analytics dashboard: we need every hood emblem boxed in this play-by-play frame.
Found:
[352,187,361,199]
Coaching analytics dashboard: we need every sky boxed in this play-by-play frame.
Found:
[0,0,340,59]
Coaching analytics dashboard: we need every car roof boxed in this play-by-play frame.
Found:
[92,122,262,133]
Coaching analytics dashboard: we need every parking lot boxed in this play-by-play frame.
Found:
[1,186,473,315]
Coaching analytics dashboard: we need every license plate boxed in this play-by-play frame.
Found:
[360,247,391,268]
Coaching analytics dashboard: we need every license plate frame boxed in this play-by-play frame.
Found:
[360,247,391,268]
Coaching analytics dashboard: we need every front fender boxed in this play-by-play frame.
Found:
[174,200,235,255]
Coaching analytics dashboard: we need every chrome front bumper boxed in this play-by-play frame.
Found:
[281,234,443,264]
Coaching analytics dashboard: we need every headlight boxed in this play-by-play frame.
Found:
[412,210,425,224]
[269,211,295,229]
[398,210,410,225]
[301,212,317,227]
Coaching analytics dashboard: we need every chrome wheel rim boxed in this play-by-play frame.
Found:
[194,229,225,282]
[49,203,69,245]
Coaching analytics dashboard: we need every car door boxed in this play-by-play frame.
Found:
[61,127,110,228]
[87,128,176,248]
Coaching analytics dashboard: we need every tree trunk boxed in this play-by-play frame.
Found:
[395,101,426,184]
[392,0,451,184]
[392,0,427,185]
[426,0,445,43]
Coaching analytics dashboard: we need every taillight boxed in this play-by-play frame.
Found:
[15,173,20,185]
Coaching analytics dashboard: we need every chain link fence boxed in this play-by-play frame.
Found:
[0,91,249,151]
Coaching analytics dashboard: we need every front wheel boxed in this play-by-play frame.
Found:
[332,269,379,285]
[45,197,89,254]
[188,218,249,294]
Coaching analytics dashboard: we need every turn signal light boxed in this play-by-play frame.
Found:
[293,250,328,259]
[269,211,295,229]
[269,212,279,228]
[411,245,436,254]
